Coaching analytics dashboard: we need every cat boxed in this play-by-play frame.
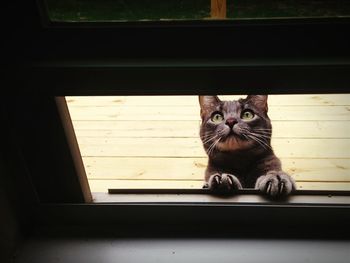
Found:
[199,95,296,197]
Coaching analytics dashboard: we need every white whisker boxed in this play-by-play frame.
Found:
[251,130,272,134]
[206,137,221,156]
[202,134,218,144]
[246,134,268,150]
[247,132,271,139]
[254,128,272,131]
[239,128,271,137]
[238,126,272,150]
[200,133,215,140]
[246,134,272,150]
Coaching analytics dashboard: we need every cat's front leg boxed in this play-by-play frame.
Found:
[204,173,242,193]
[255,170,296,197]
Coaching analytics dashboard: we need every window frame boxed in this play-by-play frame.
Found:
[11,59,350,199]
[5,0,350,236]
[23,59,350,95]
[21,62,350,203]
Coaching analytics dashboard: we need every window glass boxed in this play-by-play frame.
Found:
[46,0,350,22]
[66,94,350,193]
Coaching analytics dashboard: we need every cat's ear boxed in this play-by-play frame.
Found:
[246,95,268,112]
[198,96,221,117]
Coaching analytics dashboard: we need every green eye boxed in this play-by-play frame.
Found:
[241,110,254,120]
[211,113,224,123]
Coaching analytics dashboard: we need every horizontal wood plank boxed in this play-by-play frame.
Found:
[68,105,350,121]
[83,157,350,182]
[296,182,350,191]
[66,94,350,106]
[72,120,350,139]
[88,179,350,192]
[77,138,350,158]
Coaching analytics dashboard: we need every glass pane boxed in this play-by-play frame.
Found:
[45,0,350,22]
[66,94,350,193]
[46,0,210,22]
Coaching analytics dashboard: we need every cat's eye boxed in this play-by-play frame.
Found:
[241,110,254,120]
[211,112,224,123]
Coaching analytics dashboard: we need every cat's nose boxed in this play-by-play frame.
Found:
[225,118,237,128]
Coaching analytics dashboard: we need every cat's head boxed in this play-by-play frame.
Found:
[199,95,272,155]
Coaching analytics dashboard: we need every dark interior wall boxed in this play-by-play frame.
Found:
[0,196,19,263]
[0,101,21,262]
[1,2,38,261]
[0,153,21,263]
[0,101,39,263]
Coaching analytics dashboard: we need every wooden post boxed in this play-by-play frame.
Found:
[211,0,226,19]
[55,97,93,203]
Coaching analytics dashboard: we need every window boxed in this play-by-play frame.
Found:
[3,1,350,247]
[61,94,350,203]
[8,0,347,207]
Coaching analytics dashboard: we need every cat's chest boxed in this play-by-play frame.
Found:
[210,152,256,175]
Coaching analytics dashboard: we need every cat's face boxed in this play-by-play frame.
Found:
[199,95,272,154]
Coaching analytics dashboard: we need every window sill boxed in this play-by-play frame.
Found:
[35,195,350,235]
[92,189,350,204]
[15,237,350,263]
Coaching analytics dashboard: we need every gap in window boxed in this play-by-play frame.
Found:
[65,95,350,194]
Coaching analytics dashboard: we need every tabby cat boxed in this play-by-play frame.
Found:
[199,95,296,197]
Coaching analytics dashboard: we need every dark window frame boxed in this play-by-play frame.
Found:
[16,61,350,203]
[4,0,350,235]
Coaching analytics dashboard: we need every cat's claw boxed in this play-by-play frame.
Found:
[256,171,296,198]
[214,175,220,185]
[266,181,272,195]
[265,181,284,196]
[279,182,285,195]
[207,173,242,194]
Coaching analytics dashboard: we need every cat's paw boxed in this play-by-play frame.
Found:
[207,173,242,193]
[255,171,296,198]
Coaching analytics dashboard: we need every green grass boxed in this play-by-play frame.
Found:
[46,0,210,21]
[227,0,350,18]
[46,0,350,22]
